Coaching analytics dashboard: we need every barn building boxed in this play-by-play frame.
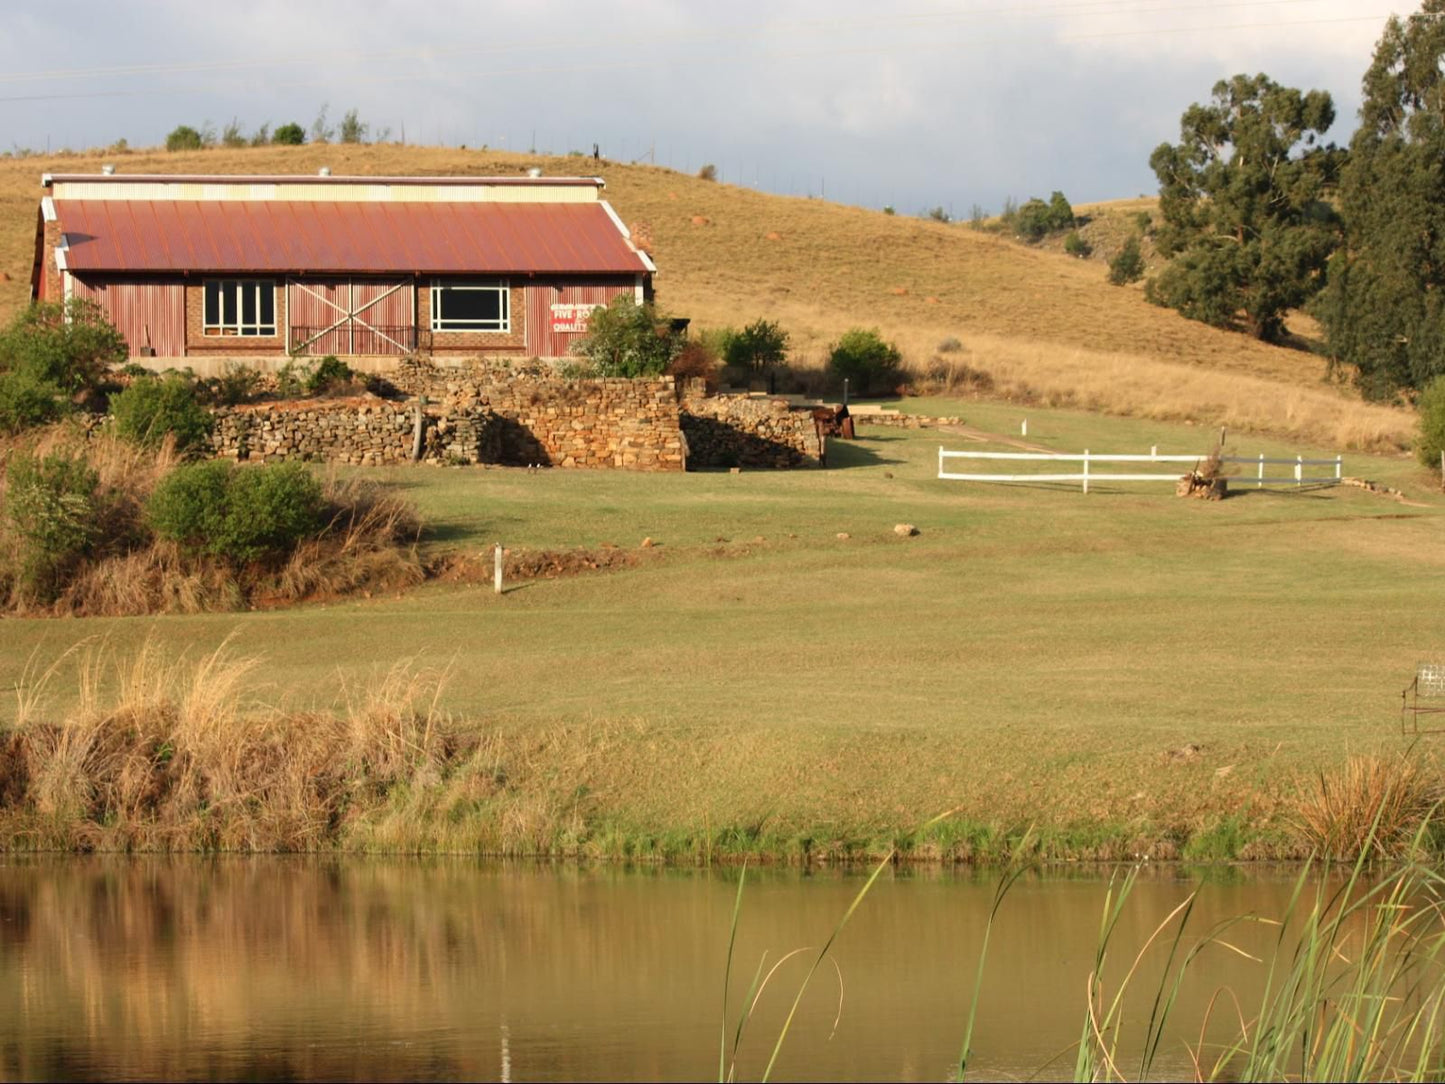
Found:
[29,170,655,371]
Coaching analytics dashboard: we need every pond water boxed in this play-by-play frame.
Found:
[0,857,1329,1081]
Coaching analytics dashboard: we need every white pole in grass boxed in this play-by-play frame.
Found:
[1296,455,1303,487]
[1082,449,1089,494]
[494,544,503,595]
[1021,418,1028,437]
[1258,453,1265,489]
[1338,455,1344,483]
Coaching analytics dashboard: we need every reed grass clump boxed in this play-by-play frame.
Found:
[2,639,458,852]
[1293,754,1442,860]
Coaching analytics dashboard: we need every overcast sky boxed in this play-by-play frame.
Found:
[0,1,1408,213]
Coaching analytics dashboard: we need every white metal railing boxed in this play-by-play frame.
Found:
[937,447,1343,493]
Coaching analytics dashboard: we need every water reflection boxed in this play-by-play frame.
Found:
[0,858,1324,1082]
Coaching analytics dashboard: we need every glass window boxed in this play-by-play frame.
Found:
[431,281,509,332]
[203,280,276,336]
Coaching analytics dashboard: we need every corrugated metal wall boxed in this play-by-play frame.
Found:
[287,277,413,355]
[72,276,185,356]
[524,277,637,358]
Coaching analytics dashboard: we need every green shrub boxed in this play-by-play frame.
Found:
[273,122,305,146]
[1416,376,1445,470]
[110,374,214,453]
[5,452,99,602]
[1047,190,1075,230]
[1108,236,1147,286]
[723,319,789,375]
[207,363,263,406]
[827,328,903,397]
[697,164,718,182]
[1014,198,1053,242]
[925,206,951,223]
[148,461,323,565]
[1063,231,1092,259]
[165,125,204,152]
[0,298,128,396]
[570,297,680,378]
[305,355,353,395]
[0,368,63,434]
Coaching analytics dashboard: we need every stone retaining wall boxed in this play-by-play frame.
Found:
[679,394,824,469]
[851,412,963,429]
[392,358,684,471]
[210,399,420,466]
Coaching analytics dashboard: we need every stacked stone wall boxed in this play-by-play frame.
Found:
[209,399,421,466]
[679,394,823,469]
[393,358,684,470]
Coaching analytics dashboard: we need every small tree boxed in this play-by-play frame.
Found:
[1416,376,1445,470]
[111,374,214,453]
[220,118,247,148]
[339,108,367,144]
[273,122,305,146]
[165,125,204,152]
[1108,237,1146,285]
[828,328,902,397]
[1047,191,1075,231]
[926,206,951,223]
[697,164,718,182]
[570,297,680,378]
[310,104,334,144]
[724,319,789,375]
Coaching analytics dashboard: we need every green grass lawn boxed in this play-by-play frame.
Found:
[5,400,1443,855]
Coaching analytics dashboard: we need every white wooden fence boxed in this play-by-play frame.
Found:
[937,447,1343,493]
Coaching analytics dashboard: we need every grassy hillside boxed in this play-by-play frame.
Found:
[0,142,1414,452]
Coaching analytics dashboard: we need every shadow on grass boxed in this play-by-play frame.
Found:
[826,438,906,470]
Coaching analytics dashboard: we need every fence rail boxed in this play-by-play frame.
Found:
[938,447,1343,493]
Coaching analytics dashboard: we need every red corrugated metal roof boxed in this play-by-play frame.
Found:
[53,200,649,275]
[44,173,604,188]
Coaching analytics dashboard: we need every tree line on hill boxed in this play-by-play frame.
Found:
[1143,1,1445,401]
[164,105,385,152]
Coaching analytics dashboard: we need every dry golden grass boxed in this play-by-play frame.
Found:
[0,142,1415,451]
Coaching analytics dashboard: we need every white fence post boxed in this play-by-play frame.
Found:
[1258,453,1264,489]
[494,543,504,595]
[1337,455,1343,482]
[1295,455,1303,487]
[1082,449,1090,494]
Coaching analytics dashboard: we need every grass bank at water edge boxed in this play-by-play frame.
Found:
[3,641,1441,864]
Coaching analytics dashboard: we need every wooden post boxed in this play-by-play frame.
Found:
[411,395,428,462]
[494,544,503,595]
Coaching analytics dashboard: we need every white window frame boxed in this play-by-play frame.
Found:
[430,280,510,333]
[204,279,277,337]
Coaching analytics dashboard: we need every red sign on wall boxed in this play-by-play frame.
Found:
[550,302,601,334]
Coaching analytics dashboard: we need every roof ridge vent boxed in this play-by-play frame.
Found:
[101,164,115,175]
[318,166,331,177]
[526,167,543,178]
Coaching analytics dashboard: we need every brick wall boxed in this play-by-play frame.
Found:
[415,281,528,356]
[184,282,288,357]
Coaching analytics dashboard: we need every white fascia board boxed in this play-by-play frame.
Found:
[54,234,69,271]
[599,200,631,239]
[599,200,656,274]
[41,197,56,222]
